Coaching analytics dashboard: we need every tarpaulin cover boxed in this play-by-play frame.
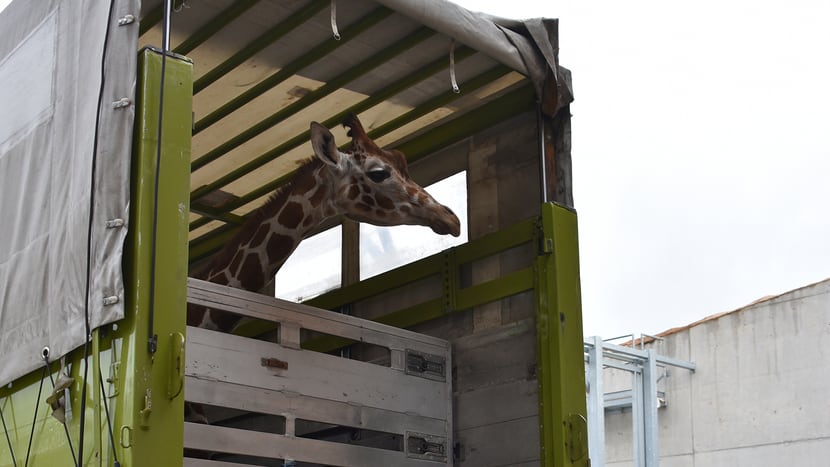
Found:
[0,0,139,386]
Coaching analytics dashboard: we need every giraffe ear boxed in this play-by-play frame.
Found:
[310,122,340,166]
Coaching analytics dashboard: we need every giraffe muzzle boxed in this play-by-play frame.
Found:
[428,205,461,237]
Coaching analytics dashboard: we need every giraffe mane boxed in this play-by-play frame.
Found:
[192,157,322,280]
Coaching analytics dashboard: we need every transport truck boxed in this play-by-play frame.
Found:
[0,1,586,465]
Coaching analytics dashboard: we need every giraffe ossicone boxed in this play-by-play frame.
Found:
[189,114,461,332]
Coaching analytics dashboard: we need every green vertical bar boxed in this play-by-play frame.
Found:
[536,202,590,467]
[115,48,191,467]
[0,49,191,467]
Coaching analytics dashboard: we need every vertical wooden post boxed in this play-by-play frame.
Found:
[341,219,360,287]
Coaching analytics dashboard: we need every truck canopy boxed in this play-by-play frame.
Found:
[0,0,568,386]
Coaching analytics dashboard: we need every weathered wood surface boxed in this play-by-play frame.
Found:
[185,278,453,465]
[186,376,446,436]
[188,277,449,355]
[184,422,444,467]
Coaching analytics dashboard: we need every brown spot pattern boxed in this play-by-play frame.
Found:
[239,253,264,291]
[278,201,304,229]
[361,194,375,206]
[292,170,316,195]
[375,193,394,209]
[228,251,244,276]
[267,234,295,265]
[309,186,327,206]
[249,224,269,248]
[347,184,360,200]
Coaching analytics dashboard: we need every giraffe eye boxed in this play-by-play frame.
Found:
[367,168,391,183]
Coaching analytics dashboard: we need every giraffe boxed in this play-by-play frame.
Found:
[188,113,461,333]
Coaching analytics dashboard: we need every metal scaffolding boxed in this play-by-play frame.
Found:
[584,335,696,467]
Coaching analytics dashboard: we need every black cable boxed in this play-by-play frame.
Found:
[98,367,120,467]
[147,0,173,356]
[24,366,46,467]
[78,0,117,464]
[0,398,17,467]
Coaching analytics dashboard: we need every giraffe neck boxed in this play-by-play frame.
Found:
[190,159,338,329]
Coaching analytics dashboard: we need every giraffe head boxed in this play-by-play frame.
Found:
[310,115,461,236]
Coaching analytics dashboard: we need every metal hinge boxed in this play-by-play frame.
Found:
[453,441,465,462]
[405,350,446,382]
[405,432,447,461]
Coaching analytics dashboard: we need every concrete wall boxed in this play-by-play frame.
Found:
[603,279,830,467]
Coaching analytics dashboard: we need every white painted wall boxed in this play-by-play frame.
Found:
[603,278,830,467]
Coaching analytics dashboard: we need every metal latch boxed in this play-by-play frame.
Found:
[406,432,447,461]
[261,357,288,370]
[405,350,446,381]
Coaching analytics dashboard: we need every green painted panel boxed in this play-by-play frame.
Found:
[114,48,192,467]
[535,203,590,467]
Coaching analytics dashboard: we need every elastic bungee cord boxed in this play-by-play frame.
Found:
[0,397,17,467]
[78,0,117,464]
[42,349,77,465]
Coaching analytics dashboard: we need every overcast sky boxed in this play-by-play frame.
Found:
[452,0,830,338]
[3,0,827,339]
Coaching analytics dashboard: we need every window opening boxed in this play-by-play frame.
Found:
[274,225,342,302]
[360,171,468,280]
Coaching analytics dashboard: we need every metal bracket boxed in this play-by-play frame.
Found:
[117,14,135,26]
[405,431,447,461]
[567,413,589,462]
[106,361,121,398]
[453,441,466,462]
[405,350,446,382]
[139,388,152,427]
[535,219,555,255]
[442,249,458,312]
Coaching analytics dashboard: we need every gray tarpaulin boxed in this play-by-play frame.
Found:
[0,0,139,386]
[372,0,562,105]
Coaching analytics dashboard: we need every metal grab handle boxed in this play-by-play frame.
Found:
[167,332,185,400]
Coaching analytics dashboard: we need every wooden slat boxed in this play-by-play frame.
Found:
[186,326,448,420]
[184,423,445,467]
[455,379,538,432]
[456,416,540,467]
[184,458,262,467]
[185,377,446,436]
[187,278,448,354]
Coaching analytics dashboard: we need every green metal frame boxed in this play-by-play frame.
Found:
[535,204,590,467]
[114,48,192,467]
[0,49,191,467]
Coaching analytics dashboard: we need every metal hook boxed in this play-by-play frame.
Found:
[173,0,189,13]
[330,0,341,40]
[450,39,460,94]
